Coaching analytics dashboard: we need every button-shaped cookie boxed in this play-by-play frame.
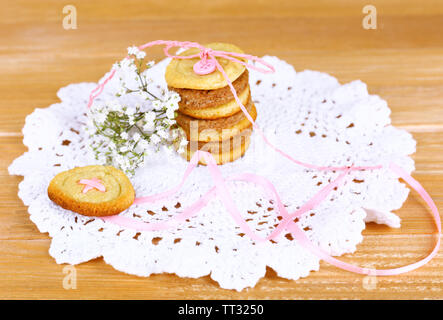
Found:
[48,165,135,217]
[165,42,246,90]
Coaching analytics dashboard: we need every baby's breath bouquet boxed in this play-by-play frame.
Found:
[86,46,188,176]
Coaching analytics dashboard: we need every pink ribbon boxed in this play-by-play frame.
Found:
[89,40,441,277]
[78,178,106,193]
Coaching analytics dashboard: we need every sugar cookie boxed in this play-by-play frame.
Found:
[176,100,257,142]
[171,70,249,119]
[48,165,135,217]
[183,129,252,165]
[177,86,250,120]
[165,43,246,90]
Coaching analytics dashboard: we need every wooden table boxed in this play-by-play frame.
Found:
[1,0,442,299]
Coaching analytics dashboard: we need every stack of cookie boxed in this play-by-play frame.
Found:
[165,43,256,164]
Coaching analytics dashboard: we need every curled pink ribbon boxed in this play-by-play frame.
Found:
[90,40,441,277]
[78,178,106,193]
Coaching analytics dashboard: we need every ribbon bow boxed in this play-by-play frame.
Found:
[141,40,275,75]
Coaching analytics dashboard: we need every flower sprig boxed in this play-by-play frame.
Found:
[86,46,188,176]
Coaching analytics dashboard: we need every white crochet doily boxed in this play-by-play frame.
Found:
[9,56,416,291]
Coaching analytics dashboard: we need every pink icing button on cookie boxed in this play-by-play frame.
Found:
[78,178,106,193]
[193,59,216,75]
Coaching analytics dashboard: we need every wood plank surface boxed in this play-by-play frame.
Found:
[0,0,442,299]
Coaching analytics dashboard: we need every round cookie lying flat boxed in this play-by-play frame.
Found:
[171,70,250,119]
[176,99,257,142]
[48,165,135,217]
[183,129,252,165]
[178,86,250,120]
[165,43,246,90]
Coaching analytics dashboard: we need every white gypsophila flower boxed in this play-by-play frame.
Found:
[132,132,141,142]
[119,57,137,74]
[127,46,139,56]
[163,118,176,126]
[166,107,175,120]
[135,139,149,154]
[103,128,114,136]
[150,133,161,145]
[177,146,185,154]
[144,111,156,123]
[112,62,120,70]
[137,158,146,168]
[87,58,191,175]
[119,57,131,68]
[179,138,189,147]
[107,141,117,151]
[120,145,129,153]
[157,128,170,140]
[170,129,179,140]
[120,132,129,140]
[107,100,122,112]
[125,107,136,117]
[93,112,107,125]
[138,139,149,149]
[143,111,156,131]
[167,91,181,104]
[135,50,146,60]
[143,122,155,132]
[114,154,128,171]
[171,101,179,111]
[89,103,101,113]
[152,100,163,111]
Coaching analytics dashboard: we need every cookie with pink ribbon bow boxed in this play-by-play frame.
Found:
[165,42,246,90]
[47,165,135,217]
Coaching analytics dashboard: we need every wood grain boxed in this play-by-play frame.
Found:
[0,0,442,299]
